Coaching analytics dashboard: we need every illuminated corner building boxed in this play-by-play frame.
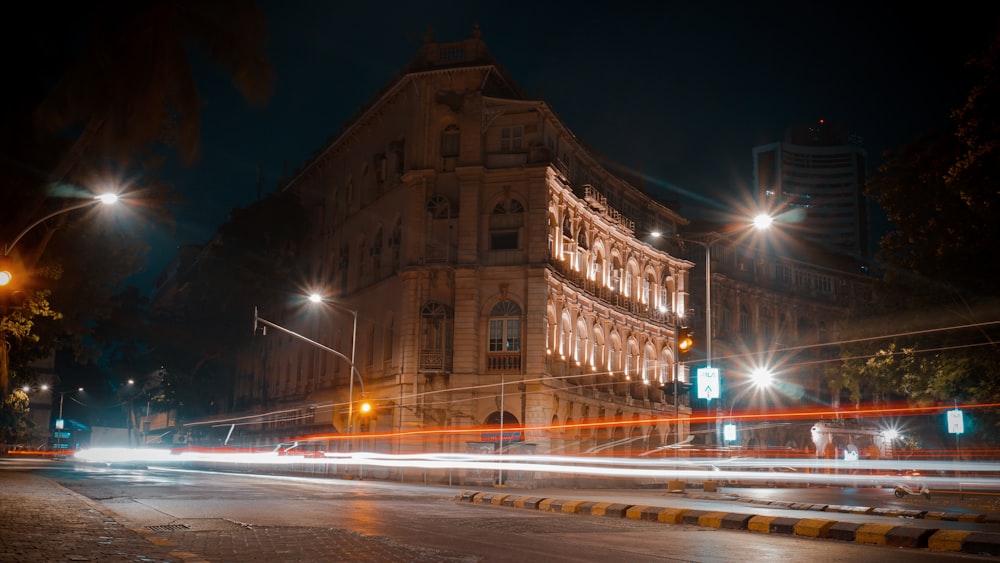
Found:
[752,121,870,257]
[221,26,696,474]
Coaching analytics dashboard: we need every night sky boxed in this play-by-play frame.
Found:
[140,2,1000,289]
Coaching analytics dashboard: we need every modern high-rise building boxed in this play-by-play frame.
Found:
[752,121,869,256]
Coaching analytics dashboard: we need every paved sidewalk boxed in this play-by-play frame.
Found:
[0,470,185,562]
[0,470,472,562]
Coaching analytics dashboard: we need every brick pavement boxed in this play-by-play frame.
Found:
[0,470,474,562]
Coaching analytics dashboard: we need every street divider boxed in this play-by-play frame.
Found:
[455,490,1000,556]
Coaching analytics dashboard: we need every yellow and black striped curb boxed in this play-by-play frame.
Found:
[455,490,1000,556]
[731,495,1000,523]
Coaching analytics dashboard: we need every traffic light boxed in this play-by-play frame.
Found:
[677,326,693,354]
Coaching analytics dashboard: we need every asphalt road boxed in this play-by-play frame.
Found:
[21,460,997,562]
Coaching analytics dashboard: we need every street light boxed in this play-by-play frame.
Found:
[2,193,119,257]
[1,192,119,398]
[253,306,364,443]
[673,214,774,447]
[307,293,360,439]
[672,234,721,447]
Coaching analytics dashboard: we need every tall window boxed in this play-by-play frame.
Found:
[487,300,522,372]
[419,302,453,371]
[441,124,460,157]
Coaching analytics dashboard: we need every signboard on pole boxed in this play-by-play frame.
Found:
[697,367,720,400]
[947,409,964,435]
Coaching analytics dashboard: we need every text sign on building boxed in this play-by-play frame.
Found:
[947,409,965,435]
[697,367,720,400]
[481,431,522,443]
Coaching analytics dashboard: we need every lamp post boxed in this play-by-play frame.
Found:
[2,193,119,257]
[673,234,721,447]
[1,193,119,398]
[253,306,364,443]
[308,294,359,439]
[674,214,774,447]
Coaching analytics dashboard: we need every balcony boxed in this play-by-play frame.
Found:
[486,352,521,373]
[549,259,671,327]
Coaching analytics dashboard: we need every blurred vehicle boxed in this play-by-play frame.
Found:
[892,469,931,498]
[894,481,931,499]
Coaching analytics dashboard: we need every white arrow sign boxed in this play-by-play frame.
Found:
[698,367,720,400]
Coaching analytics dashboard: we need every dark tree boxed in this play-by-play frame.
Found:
[831,26,1000,444]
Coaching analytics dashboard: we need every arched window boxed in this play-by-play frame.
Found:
[487,300,523,372]
[574,318,588,365]
[660,347,672,385]
[419,302,453,372]
[441,124,460,157]
[609,333,623,375]
[560,311,572,359]
[642,271,655,305]
[624,262,636,298]
[561,214,576,268]
[642,343,657,383]
[591,325,605,370]
[426,195,453,219]
[625,339,639,381]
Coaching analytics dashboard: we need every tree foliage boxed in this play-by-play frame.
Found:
[832,27,1000,444]
[0,1,274,440]
[0,389,32,447]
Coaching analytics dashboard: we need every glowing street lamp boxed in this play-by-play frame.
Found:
[1,193,119,398]
[307,293,360,439]
[2,193,119,257]
[253,304,364,443]
[752,213,773,231]
[749,367,773,388]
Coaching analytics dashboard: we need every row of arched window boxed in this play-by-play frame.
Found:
[547,303,679,386]
[550,209,682,316]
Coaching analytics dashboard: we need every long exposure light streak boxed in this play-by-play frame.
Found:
[70,447,1000,494]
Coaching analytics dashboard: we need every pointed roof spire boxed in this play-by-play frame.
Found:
[472,20,481,40]
[424,25,434,44]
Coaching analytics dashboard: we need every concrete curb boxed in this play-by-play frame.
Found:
[456,490,1000,556]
